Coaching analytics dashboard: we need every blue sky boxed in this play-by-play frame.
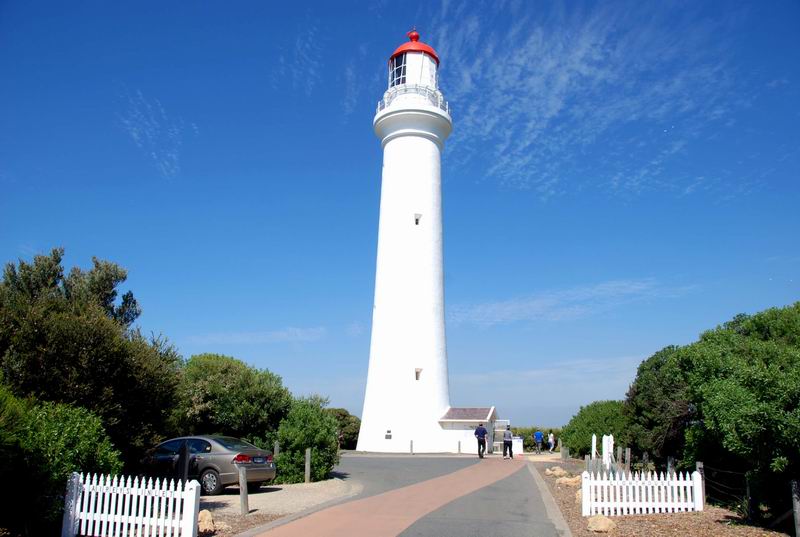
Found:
[1,1,798,427]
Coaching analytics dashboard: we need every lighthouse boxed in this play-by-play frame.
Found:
[357,31,496,454]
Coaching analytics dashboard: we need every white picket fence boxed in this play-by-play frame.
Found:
[61,472,201,537]
[581,470,704,516]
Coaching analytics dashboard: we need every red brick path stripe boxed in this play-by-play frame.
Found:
[257,458,527,537]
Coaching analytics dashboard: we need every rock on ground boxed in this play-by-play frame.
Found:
[587,514,616,533]
[556,475,582,486]
[198,509,215,533]
[545,466,569,478]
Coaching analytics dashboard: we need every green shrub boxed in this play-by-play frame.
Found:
[21,401,123,526]
[0,383,27,534]
[274,397,339,484]
[172,353,292,442]
[0,382,24,481]
[560,400,629,457]
[326,408,361,450]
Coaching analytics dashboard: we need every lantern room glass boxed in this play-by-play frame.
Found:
[389,53,407,87]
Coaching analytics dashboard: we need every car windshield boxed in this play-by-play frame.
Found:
[215,437,258,451]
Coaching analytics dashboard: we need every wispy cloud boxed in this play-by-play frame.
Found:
[273,19,323,96]
[426,1,751,198]
[448,278,690,327]
[451,355,644,425]
[187,326,327,345]
[119,90,186,179]
[346,321,365,337]
[342,44,372,121]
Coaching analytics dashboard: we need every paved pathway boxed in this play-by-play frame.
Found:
[252,455,561,537]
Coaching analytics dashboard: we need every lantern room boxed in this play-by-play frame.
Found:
[387,30,440,89]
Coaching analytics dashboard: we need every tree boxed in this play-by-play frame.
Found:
[0,249,180,467]
[624,302,800,521]
[560,400,629,457]
[326,408,361,450]
[624,345,691,460]
[172,354,292,441]
[274,396,340,483]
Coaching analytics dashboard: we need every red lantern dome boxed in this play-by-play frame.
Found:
[390,29,440,65]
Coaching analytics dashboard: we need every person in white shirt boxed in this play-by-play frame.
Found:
[503,425,514,459]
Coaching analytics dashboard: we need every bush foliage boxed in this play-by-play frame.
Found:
[623,303,800,521]
[560,400,628,457]
[0,387,122,535]
[0,249,181,467]
[172,353,293,442]
[326,408,361,450]
[274,397,340,483]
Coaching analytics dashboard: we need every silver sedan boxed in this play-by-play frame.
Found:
[146,435,276,495]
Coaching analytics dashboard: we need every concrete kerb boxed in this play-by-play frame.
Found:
[527,463,574,537]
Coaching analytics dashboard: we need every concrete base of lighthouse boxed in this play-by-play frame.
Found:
[356,407,498,454]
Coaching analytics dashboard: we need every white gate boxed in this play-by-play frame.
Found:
[61,473,201,537]
[582,470,703,516]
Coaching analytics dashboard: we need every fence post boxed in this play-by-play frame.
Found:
[581,471,591,516]
[458,440,461,454]
[60,472,82,537]
[274,440,280,458]
[625,448,631,473]
[562,446,569,461]
[181,480,201,537]
[304,448,312,483]
[695,462,706,504]
[410,440,414,455]
[791,480,800,537]
[692,471,704,512]
[237,464,249,515]
[616,446,623,473]
[585,454,591,472]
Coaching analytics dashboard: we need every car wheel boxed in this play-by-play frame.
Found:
[200,469,223,496]
[247,482,262,493]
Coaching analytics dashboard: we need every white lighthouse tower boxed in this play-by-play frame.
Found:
[357,30,461,453]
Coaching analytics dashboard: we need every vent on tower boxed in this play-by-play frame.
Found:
[385,429,392,439]
[414,213,422,225]
[415,368,422,380]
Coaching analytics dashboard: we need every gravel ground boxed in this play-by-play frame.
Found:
[198,477,362,536]
[533,460,789,537]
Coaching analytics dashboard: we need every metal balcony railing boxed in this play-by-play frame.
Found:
[376,84,450,115]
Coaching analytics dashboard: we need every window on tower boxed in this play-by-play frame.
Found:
[389,54,407,87]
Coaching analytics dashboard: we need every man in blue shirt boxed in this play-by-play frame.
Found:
[533,430,544,454]
[475,423,488,459]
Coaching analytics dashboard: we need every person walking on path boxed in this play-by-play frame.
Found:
[475,423,488,459]
[502,425,513,459]
[533,430,544,454]
[548,431,555,453]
